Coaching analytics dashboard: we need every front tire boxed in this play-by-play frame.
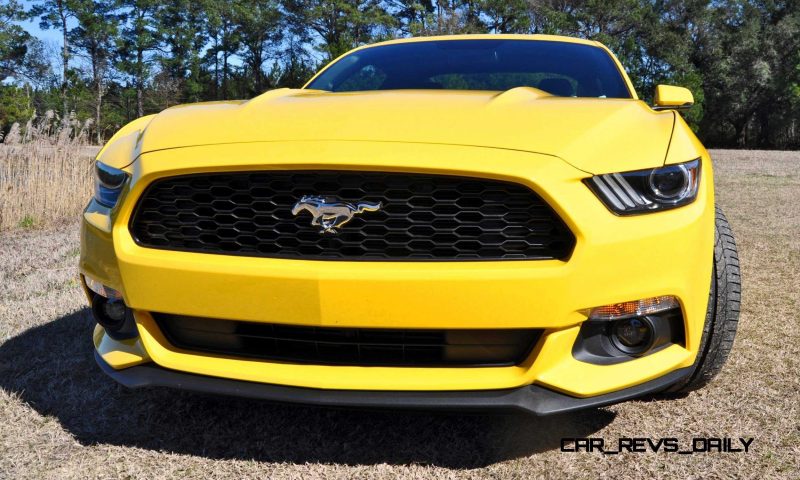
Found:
[667,205,741,393]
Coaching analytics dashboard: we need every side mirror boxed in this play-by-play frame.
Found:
[653,85,694,111]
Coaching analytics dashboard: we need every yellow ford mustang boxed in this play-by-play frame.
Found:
[82,34,741,415]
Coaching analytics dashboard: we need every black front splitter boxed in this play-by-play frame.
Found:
[94,351,691,416]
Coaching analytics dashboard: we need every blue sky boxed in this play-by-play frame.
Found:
[18,17,63,45]
[13,1,248,73]
[2,3,69,82]
[14,1,76,75]
[17,0,72,45]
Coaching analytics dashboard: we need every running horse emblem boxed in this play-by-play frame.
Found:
[291,195,383,234]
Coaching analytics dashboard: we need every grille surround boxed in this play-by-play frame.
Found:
[154,313,543,367]
[129,170,575,261]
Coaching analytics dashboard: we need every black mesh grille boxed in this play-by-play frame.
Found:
[154,313,542,367]
[129,171,575,260]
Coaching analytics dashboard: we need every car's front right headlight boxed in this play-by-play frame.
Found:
[94,161,129,208]
[585,158,700,215]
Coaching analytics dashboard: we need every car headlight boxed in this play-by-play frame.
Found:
[94,161,129,208]
[585,158,700,214]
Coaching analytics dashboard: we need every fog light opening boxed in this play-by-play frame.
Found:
[100,299,127,328]
[91,294,138,340]
[573,298,685,364]
[611,317,655,355]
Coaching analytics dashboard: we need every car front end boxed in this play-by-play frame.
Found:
[82,35,724,415]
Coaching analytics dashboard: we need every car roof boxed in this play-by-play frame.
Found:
[366,34,602,49]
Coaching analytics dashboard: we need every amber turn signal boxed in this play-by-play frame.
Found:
[588,296,680,320]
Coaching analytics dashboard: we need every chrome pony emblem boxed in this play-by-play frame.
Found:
[291,195,382,234]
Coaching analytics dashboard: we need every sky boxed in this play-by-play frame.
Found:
[1,5,64,84]
[18,17,64,45]
[13,1,76,74]
[17,0,72,46]
[12,1,247,76]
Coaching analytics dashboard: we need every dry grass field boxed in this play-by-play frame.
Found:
[0,149,798,479]
[0,114,98,231]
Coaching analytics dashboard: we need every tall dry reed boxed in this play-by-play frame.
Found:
[0,112,100,230]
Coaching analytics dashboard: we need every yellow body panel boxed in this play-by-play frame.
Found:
[134,91,672,175]
[83,140,714,396]
[654,85,695,109]
[93,324,151,368]
[82,34,715,399]
[94,114,155,169]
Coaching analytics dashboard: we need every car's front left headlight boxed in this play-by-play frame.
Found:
[585,158,700,215]
[94,161,129,208]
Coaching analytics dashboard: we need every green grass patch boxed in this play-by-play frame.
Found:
[18,215,36,229]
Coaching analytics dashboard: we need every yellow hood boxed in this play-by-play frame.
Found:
[137,88,676,174]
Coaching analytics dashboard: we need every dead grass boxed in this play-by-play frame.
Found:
[0,113,99,231]
[0,149,798,479]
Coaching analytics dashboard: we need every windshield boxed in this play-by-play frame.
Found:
[306,39,632,98]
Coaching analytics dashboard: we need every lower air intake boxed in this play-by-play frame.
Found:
[154,313,542,367]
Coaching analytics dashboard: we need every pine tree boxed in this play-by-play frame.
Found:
[70,0,119,143]
[29,0,79,118]
[117,0,160,117]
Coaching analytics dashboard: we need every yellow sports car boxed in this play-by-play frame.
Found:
[82,34,741,415]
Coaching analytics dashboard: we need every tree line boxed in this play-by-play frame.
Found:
[2,0,799,149]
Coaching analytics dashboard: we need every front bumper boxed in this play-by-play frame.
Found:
[82,141,714,398]
[94,350,692,415]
